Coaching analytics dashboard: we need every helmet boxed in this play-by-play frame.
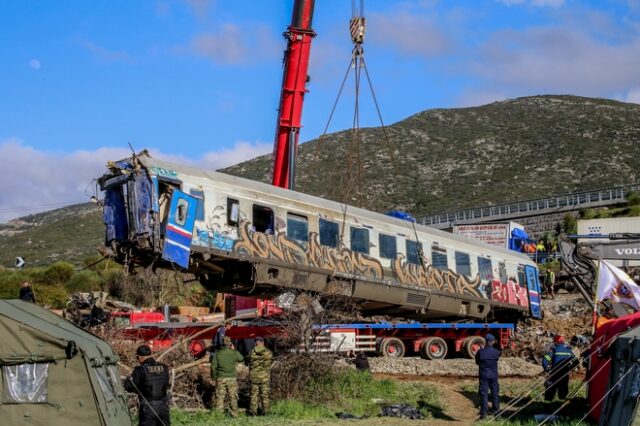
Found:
[554,334,564,344]
[485,333,496,342]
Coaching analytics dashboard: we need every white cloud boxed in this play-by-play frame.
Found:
[188,24,279,65]
[622,87,640,104]
[28,59,41,70]
[80,39,133,63]
[0,139,271,223]
[470,27,640,95]
[368,11,453,57]
[185,0,214,20]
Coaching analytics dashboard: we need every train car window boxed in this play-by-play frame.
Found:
[499,262,508,284]
[517,265,526,288]
[227,198,239,226]
[287,213,309,244]
[478,257,493,281]
[379,234,397,259]
[189,189,205,221]
[431,247,448,271]
[319,219,339,248]
[455,251,472,277]
[406,240,421,265]
[350,227,370,254]
[252,204,274,233]
[175,199,188,226]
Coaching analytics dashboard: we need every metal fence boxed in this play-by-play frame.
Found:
[419,184,640,228]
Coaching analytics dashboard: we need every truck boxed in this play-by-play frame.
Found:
[453,222,528,252]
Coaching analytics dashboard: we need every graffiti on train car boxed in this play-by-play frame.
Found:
[233,221,385,279]
[491,280,529,308]
[391,255,483,298]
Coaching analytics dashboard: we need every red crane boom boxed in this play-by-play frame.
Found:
[271,0,316,190]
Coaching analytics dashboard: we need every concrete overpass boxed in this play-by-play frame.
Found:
[418,184,640,230]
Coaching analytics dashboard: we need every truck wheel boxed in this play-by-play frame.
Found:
[420,337,448,360]
[379,337,405,358]
[188,339,206,358]
[462,336,485,359]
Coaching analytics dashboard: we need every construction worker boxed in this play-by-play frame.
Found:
[542,335,578,401]
[544,269,556,299]
[475,334,501,419]
[248,336,273,416]
[211,336,244,417]
[214,322,229,351]
[124,345,171,426]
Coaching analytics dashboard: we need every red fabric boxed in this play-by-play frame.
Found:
[588,311,640,423]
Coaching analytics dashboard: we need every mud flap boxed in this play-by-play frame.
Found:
[525,265,542,319]
[161,190,197,268]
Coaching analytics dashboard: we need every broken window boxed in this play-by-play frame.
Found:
[350,227,370,254]
[319,219,339,248]
[189,189,205,221]
[379,234,397,259]
[287,213,308,244]
[3,363,49,403]
[499,262,508,284]
[252,205,274,233]
[406,240,421,265]
[455,251,472,277]
[478,257,493,281]
[517,266,526,288]
[227,198,239,227]
[431,246,448,271]
[175,199,188,226]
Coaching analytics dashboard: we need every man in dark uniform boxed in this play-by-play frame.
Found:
[542,335,577,401]
[475,333,501,419]
[124,345,171,426]
[19,281,36,303]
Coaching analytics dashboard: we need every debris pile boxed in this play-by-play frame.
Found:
[510,293,592,362]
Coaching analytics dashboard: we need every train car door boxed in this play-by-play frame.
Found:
[524,265,542,319]
[161,190,198,268]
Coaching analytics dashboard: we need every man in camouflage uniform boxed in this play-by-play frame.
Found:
[211,336,244,417]
[248,336,273,416]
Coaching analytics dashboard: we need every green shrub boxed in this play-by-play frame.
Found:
[34,284,69,308]
[627,190,640,206]
[43,262,75,285]
[65,270,105,293]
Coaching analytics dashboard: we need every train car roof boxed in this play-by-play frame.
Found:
[132,152,534,265]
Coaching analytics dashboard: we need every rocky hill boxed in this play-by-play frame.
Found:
[0,203,103,268]
[1,95,639,266]
[224,95,640,217]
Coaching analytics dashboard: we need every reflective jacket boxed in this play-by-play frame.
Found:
[542,343,577,373]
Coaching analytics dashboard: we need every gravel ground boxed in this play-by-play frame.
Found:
[368,356,543,377]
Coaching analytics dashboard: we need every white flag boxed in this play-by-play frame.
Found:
[596,260,640,310]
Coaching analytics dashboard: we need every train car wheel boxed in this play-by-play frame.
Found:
[462,336,485,359]
[379,337,405,358]
[420,337,448,360]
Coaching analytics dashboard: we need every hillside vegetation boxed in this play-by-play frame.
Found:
[225,95,640,217]
[1,95,639,267]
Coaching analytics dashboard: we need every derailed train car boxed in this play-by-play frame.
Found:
[98,151,542,322]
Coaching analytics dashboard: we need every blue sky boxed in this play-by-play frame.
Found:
[1,0,640,221]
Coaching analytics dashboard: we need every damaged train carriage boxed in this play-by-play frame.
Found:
[99,152,542,322]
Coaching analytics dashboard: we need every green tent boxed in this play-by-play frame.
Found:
[0,300,131,426]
